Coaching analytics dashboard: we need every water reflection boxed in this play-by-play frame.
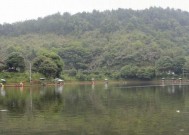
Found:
[19,86,23,92]
[0,86,5,96]
[92,84,95,90]
[104,79,108,89]
[104,83,108,89]
[0,84,189,135]
[40,86,47,95]
[167,85,175,94]
[55,85,63,94]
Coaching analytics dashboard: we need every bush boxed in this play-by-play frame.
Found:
[67,69,77,76]
[120,65,155,80]
[120,65,138,79]
[136,67,155,80]
[111,72,121,79]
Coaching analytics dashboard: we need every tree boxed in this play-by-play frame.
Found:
[5,52,25,72]
[184,57,189,70]
[58,46,91,70]
[136,67,155,80]
[42,52,64,77]
[172,57,186,74]
[120,65,138,79]
[32,53,63,78]
[156,56,173,73]
[39,59,58,78]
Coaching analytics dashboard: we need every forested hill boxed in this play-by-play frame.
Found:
[1,7,189,80]
[1,7,189,36]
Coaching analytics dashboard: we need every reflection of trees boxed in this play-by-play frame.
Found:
[34,86,63,111]
[0,89,28,114]
[159,85,185,109]
[0,85,188,135]
[0,87,5,97]
[61,85,187,135]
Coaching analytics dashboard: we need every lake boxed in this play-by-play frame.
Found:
[0,81,189,135]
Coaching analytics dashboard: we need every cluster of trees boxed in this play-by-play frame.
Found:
[32,52,63,78]
[1,7,189,80]
[120,56,186,80]
[120,66,155,80]
[2,52,63,78]
[156,56,186,75]
[1,7,189,36]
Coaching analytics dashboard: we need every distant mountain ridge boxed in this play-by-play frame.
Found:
[1,7,189,36]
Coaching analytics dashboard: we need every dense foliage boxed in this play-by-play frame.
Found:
[1,7,189,80]
[32,52,63,78]
[5,52,25,72]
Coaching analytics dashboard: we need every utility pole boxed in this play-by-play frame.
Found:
[182,68,184,79]
[29,62,32,83]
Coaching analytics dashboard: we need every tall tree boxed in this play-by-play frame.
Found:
[5,52,25,72]
[156,56,173,73]
[32,53,63,78]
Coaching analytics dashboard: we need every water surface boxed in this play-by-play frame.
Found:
[0,82,188,135]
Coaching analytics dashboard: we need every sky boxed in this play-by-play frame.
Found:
[0,0,189,24]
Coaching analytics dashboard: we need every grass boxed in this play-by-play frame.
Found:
[0,72,44,83]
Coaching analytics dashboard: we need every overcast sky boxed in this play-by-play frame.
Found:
[0,0,189,24]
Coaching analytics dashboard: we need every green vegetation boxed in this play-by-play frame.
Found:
[32,52,63,78]
[1,7,189,81]
[0,72,43,83]
[5,52,25,72]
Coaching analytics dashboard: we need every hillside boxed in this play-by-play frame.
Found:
[1,7,189,80]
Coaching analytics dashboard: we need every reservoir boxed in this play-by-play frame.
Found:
[0,81,188,135]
